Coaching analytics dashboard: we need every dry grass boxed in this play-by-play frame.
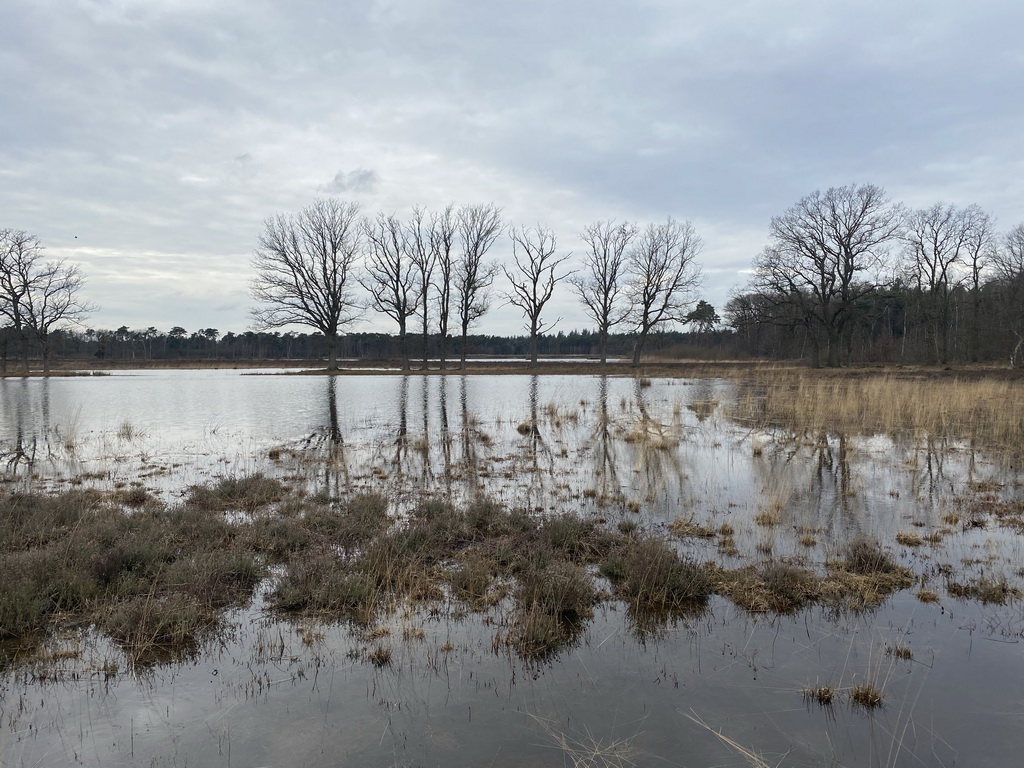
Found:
[946,575,1021,604]
[850,682,884,709]
[715,562,818,613]
[895,531,924,547]
[803,685,835,706]
[600,537,712,612]
[730,373,1024,449]
[684,710,783,768]
[531,714,640,768]
[885,644,913,660]
[668,516,716,538]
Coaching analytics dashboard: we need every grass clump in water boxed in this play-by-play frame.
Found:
[715,561,819,613]
[946,575,1021,604]
[850,682,884,709]
[819,539,914,610]
[509,554,595,660]
[186,474,285,512]
[601,537,711,611]
[803,685,835,706]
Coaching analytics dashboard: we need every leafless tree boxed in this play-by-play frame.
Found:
[250,199,362,371]
[902,203,989,364]
[626,218,703,366]
[993,222,1024,366]
[407,206,437,370]
[0,229,37,373]
[23,260,96,374]
[1,229,95,374]
[430,204,458,370]
[753,184,902,367]
[503,225,573,367]
[569,220,637,363]
[361,211,420,370]
[962,207,997,362]
[455,203,502,369]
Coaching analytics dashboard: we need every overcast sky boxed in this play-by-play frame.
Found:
[3,0,1022,336]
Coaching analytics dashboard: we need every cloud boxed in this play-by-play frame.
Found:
[321,168,380,196]
[4,1,1024,334]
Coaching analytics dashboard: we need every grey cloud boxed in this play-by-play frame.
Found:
[4,0,1024,334]
[322,169,380,195]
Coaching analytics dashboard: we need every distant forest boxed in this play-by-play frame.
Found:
[3,325,726,366]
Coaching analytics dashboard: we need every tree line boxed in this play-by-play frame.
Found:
[3,183,1024,372]
[726,185,1024,367]
[250,200,703,370]
[26,326,722,364]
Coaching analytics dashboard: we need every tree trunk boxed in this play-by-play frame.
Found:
[326,333,338,371]
[460,322,469,370]
[826,326,840,367]
[399,320,410,372]
[599,329,608,365]
[631,334,645,367]
[19,330,29,374]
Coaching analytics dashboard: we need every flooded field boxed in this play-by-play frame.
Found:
[2,370,1023,766]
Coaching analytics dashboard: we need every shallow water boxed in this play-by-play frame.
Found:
[2,371,1023,766]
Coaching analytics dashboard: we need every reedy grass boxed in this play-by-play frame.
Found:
[0,466,1004,669]
[730,373,1024,450]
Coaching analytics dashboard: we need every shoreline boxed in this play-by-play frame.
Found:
[4,357,1023,380]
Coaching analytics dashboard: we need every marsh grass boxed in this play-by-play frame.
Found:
[885,644,913,660]
[0,465,1000,670]
[731,373,1024,449]
[803,685,835,707]
[0,484,271,664]
[716,562,819,613]
[895,531,924,547]
[601,537,712,612]
[186,474,286,512]
[850,682,884,709]
[668,516,716,538]
[946,575,1021,604]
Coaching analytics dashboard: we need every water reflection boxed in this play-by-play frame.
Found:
[590,375,619,499]
[4,371,1024,768]
[0,370,1016,548]
[1,378,40,476]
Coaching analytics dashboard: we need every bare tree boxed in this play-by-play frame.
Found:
[503,225,573,367]
[753,184,902,367]
[569,220,637,363]
[902,203,986,364]
[626,218,703,366]
[250,199,362,371]
[361,212,420,371]
[455,203,502,369]
[0,229,37,373]
[962,207,997,362]
[0,229,95,374]
[23,260,96,373]
[407,206,437,370]
[993,222,1024,366]
[430,204,458,370]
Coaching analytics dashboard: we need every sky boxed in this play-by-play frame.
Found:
[3,0,1023,337]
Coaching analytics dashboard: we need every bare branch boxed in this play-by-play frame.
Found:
[503,225,573,366]
[249,198,362,369]
[626,218,703,365]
